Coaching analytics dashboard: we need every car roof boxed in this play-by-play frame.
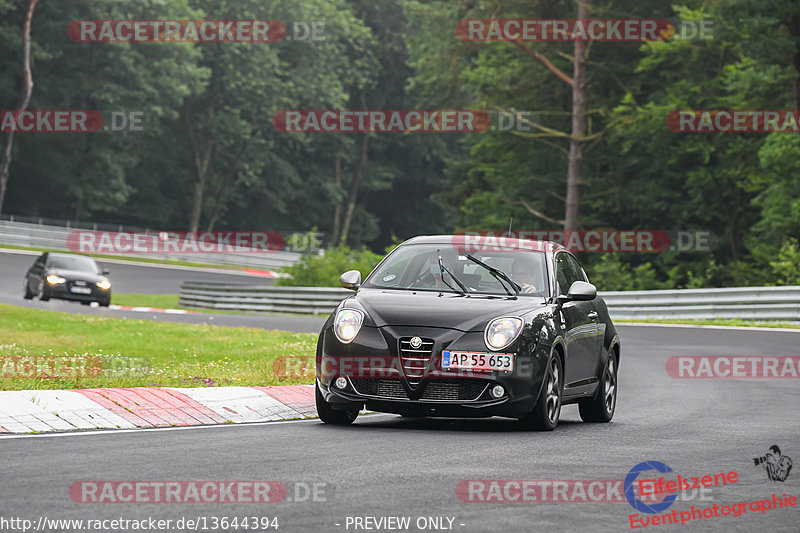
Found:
[46,252,96,261]
[401,234,566,253]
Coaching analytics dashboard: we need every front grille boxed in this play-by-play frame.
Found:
[350,377,488,402]
[351,378,408,399]
[399,337,434,386]
[421,379,488,401]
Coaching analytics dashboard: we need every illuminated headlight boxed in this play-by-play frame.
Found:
[485,317,523,351]
[96,280,111,290]
[334,309,364,343]
[46,274,66,284]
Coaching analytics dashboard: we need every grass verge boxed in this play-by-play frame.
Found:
[0,304,316,390]
[109,293,313,316]
[110,293,181,309]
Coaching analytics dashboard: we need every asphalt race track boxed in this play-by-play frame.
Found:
[1,325,798,532]
[0,249,325,332]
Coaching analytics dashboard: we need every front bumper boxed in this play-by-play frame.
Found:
[317,324,550,419]
[45,282,110,303]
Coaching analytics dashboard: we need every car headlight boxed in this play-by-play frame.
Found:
[96,280,111,290]
[46,274,66,284]
[485,317,523,351]
[334,308,364,343]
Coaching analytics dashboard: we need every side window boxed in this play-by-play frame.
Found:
[566,254,588,283]
[555,253,581,294]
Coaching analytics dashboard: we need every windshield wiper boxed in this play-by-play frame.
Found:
[437,250,468,294]
[465,254,520,296]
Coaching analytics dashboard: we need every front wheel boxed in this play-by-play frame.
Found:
[520,355,563,431]
[37,280,50,301]
[315,383,358,425]
[579,354,617,423]
[23,278,34,299]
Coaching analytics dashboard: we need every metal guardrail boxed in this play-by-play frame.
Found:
[0,220,301,270]
[179,282,352,314]
[600,286,800,321]
[178,282,800,320]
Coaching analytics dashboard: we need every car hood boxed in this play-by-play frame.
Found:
[350,288,546,332]
[47,268,106,283]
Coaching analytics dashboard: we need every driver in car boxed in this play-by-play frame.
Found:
[511,258,541,294]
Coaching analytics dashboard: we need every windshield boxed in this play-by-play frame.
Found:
[47,256,100,274]
[363,243,548,297]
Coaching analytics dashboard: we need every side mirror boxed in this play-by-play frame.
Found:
[340,270,362,291]
[101,268,110,276]
[557,281,597,305]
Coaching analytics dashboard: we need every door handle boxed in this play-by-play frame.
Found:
[588,311,598,319]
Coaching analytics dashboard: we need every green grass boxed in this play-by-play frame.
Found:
[110,293,181,309]
[620,318,800,329]
[0,304,317,390]
[110,293,314,317]
[0,244,250,271]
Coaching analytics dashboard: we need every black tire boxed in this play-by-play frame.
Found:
[315,383,358,425]
[23,278,34,299]
[81,301,91,306]
[579,353,617,423]
[37,280,50,301]
[99,298,110,307]
[520,354,563,431]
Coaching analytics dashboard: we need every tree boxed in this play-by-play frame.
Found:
[0,0,39,216]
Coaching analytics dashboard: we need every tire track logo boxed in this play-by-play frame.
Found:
[624,461,677,514]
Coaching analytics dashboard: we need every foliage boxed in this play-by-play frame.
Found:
[770,239,800,285]
[1,0,799,288]
[276,245,385,287]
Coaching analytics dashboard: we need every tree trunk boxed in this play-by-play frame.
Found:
[331,142,344,244]
[206,141,248,231]
[184,103,216,233]
[338,131,370,246]
[0,0,40,217]
[564,0,588,231]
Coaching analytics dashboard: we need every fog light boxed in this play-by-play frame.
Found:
[334,377,348,390]
[490,385,505,398]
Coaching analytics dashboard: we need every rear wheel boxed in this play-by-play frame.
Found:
[579,353,617,423]
[315,383,359,425]
[23,278,34,299]
[520,355,563,431]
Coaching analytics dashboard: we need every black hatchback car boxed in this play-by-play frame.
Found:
[315,235,620,430]
[23,252,112,306]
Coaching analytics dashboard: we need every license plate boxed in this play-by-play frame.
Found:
[70,287,91,294]
[442,351,513,371]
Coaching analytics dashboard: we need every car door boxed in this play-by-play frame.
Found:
[555,252,597,386]
[568,254,604,367]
